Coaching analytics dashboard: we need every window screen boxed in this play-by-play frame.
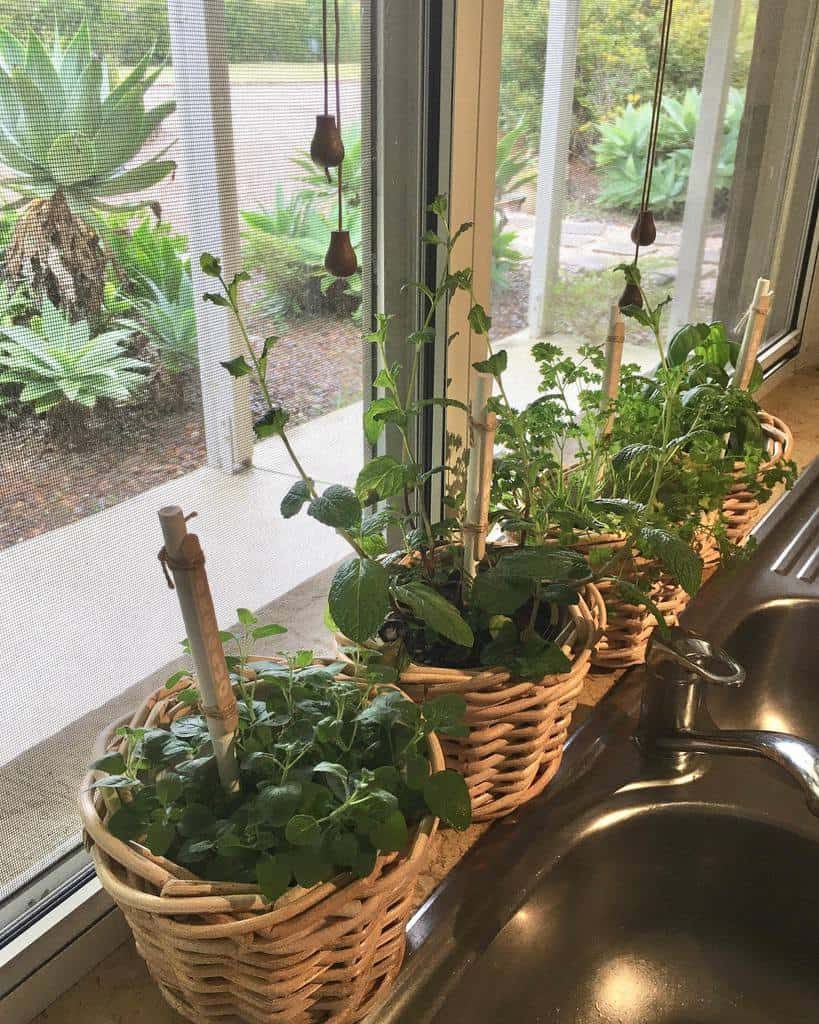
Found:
[0,0,370,905]
[493,0,819,407]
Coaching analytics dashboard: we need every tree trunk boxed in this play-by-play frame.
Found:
[6,191,106,322]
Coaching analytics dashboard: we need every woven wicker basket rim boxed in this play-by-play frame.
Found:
[80,669,443,921]
[337,582,606,682]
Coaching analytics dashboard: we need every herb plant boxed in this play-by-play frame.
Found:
[203,196,591,681]
[89,615,471,902]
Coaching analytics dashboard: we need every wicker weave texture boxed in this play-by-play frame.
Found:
[560,534,687,670]
[395,584,606,821]
[722,411,794,544]
[80,682,442,1024]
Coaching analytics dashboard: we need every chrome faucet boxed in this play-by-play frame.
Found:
[638,627,819,814]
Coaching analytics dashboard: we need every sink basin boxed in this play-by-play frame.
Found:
[374,461,819,1024]
[708,599,819,740]
[426,809,819,1024]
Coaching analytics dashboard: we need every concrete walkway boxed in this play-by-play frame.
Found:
[0,402,361,765]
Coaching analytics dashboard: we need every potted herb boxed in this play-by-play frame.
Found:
[205,196,605,820]
[82,591,472,1024]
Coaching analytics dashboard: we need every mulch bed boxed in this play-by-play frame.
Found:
[0,313,362,550]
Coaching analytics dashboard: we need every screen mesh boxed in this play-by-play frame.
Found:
[492,0,814,407]
[0,0,368,902]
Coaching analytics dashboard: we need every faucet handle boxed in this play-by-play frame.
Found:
[646,627,745,687]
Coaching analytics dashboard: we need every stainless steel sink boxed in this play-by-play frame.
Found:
[374,460,819,1024]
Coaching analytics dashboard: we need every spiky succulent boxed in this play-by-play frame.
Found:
[0,23,175,214]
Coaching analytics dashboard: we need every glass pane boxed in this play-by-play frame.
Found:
[493,0,817,407]
[0,1,368,905]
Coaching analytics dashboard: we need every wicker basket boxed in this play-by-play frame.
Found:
[372,583,606,822]
[721,411,794,544]
[80,679,443,1024]
[565,533,688,670]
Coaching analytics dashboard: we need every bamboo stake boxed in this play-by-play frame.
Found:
[158,506,240,794]
[732,277,772,392]
[600,304,625,436]
[463,372,497,580]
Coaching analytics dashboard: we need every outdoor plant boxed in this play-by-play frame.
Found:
[593,87,744,214]
[493,120,535,291]
[103,216,190,304]
[88,616,471,901]
[119,274,198,376]
[203,195,593,680]
[0,299,147,437]
[0,23,176,318]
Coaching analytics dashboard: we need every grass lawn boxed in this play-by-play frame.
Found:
[136,62,361,85]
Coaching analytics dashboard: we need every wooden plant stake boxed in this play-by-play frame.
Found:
[732,277,772,392]
[463,372,497,580]
[158,506,239,794]
[601,303,625,437]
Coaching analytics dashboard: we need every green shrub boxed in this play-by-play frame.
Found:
[120,275,197,374]
[0,300,147,414]
[0,0,361,66]
[500,0,756,151]
[593,87,744,213]
[103,216,190,302]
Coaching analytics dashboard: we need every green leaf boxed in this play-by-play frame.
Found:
[145,819,175,857]
[89,773,139,790]
[89,752,126,774]
[364,396,404,444]
[405,753,430,791]
[494,547,591,582]
[281,479,311,519]
[254,407,290,438]
[393,581,474,648]
[423,694,469,737]
[292,848,333,888]
[256,853,292,902]
[256,783,303,826]
[308,485,362,530]
[285,814,321,847]
[636,526,702,597]
[237,607,256,626]
[252,623,287,639]
[203,291,231,308]
[470,570,534,616]
[514,637,572,680]
[370,809,409,853]
[164,670,189,690]
[328,558,391,644]
[106,804,144,842]
[472,349,507,377]
[423,769,472,831]
[178,803,215,837]
[468,304,492,335]
[155,772,183,806]
[614,579,670,636]
[199,253,221,277]
[355,456,411,501]
[586,498,645,518]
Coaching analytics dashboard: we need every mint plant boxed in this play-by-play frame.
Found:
[89,616,471,901]
[202,196,592,681]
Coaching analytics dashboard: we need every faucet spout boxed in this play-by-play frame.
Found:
[656,730,819,814]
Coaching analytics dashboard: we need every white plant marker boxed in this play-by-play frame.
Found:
[158,506,240,794]
[601,304,625,437]
[732,277,773,392]
[463,372,497,581]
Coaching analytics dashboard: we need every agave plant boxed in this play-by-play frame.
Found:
[0,24,176,319]
[0,300,147,439]
[120,274,197,375]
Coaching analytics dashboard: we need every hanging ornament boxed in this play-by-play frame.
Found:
[618,0,674,310]
[324,0,357,278]
[310,0,344,170]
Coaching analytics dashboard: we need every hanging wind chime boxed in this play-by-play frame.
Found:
[618,0,674,310]
[310,0,358,278]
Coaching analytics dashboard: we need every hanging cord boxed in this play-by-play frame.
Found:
[334,0,343,231]
[634,0,674,264]
[322,0,329,116]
